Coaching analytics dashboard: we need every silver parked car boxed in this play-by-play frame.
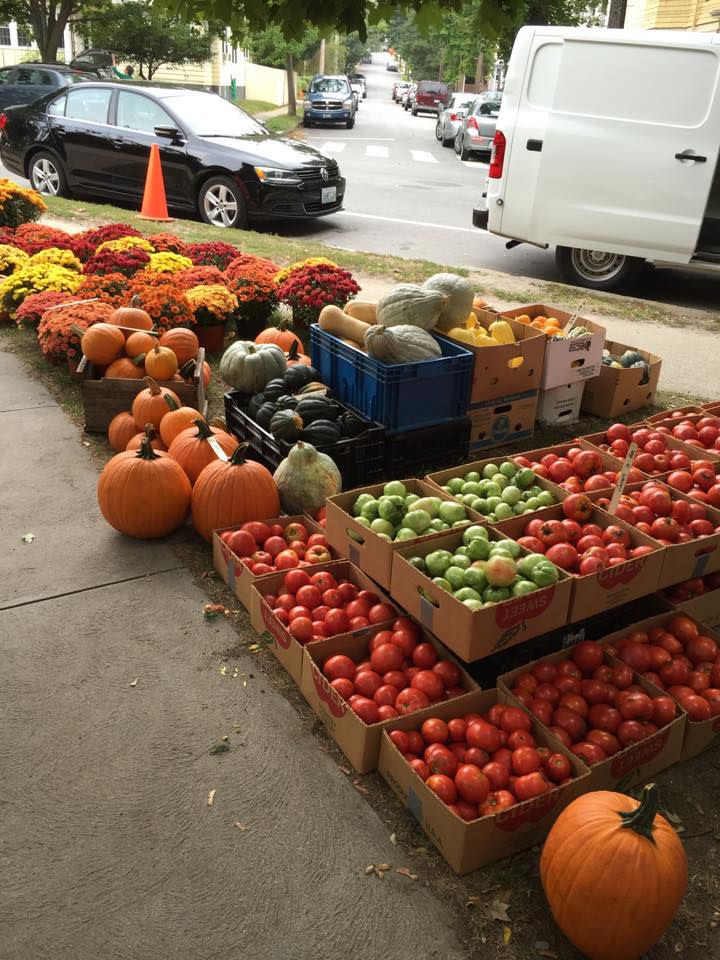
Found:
[392,80,409,102]
[435,92,477,147]
[454,93,502,161]
[402,83,416,110]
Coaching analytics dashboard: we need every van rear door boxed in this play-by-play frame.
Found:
[534,35,720,262]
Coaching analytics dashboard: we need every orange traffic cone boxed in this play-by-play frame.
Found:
[138,143,174,222]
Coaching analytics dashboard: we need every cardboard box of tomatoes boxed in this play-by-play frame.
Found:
[597,611,720,761]
[517,443,641,493]
[664,574,720,632]
[377,688,589,874]
[299,620,479,773]
[498,638,686,790]
[324,478,480,591]
[248,559,399,685]
[212,515,329,608]
[647,413,720,462]
[493,501,665,621]
[389,528,573,662]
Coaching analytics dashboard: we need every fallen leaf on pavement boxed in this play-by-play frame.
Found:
[233,822,249,831]
[353,780,369,795]
[203,603,226,619]
[21,533,35,543]
[503,926,512,945]
[489,898,511,923]
[207,789,216,807]
[210,742,229,754]
[395,867,417,880]
[338,766,351,775]
[389,832,397,845]
[128,677,138,687]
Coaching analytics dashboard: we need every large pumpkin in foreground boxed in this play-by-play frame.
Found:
[191,443,279,541]
[167,419,238,485]
[98,438,191,538]
[540,784,687,960]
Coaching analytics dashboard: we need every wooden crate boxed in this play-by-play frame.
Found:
[80,347,208,432]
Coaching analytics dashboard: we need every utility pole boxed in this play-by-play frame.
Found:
[319,38,326,73]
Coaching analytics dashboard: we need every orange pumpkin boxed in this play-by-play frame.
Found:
[167,418,238,485]
[111,296,153,333]
[105,356,144,379]
[191,443,279,541]
[145,343,178,380]
[97,437,191,538]
[178,357,212,387]
[108,411,140,453]
[202,361,212,387]
[126,423,167,452]
[159,327,199,366]
[80,322,125,365]
[540,784,687,960]
[126,330,156,358]
[159,395,201,447]
[285,340,311,367]
[255,319,302,353]
[131,377,180,429]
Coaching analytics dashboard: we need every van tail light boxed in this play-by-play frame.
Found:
[0,113,7,131]
[489,130,506,179]
[467,116,478,131]
[450,112,458,122]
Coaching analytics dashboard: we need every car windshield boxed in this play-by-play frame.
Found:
[310,78,349,94]
[167,92,266,137]
[452,95,475,109]
[419,82,445,94]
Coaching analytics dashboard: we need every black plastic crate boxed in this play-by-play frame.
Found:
[224,390,385,488]
[383,417,471,479]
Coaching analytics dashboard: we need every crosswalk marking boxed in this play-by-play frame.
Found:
[320,141,346,154]
[409,150,438,164]
[366,144,389,158]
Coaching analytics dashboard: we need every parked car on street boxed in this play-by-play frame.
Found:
[411,80,451,116]
[349,73,367,98]
[455,93,502,160]
[436,92,477,146]
[303,75,356,128]
[0,63,92,111]
[0,82,346,229]
[392,80,409,101]
[360,53,372,64]
[349,77,364,106]
[402,83,416,110]
[386,60,399,71]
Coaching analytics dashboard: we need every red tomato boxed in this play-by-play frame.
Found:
[514,771,551,801]
[703,689,720,717]
[588,703,621,733]
[330,677,355,699]
[533,661,558,684]
[507,729,536,750]
[412,643,439,669]
[323,608,350,636]
[546,753,572,782]
[482,761,510,790]
[500,706,532,733]
[426,745,458,777]
[354,670,383,699]
[448,800,479,822]
[288,617,313,643]
[349,616,370,631]
[324,654,356,682]
[370,642,404,674]
[368,630,393,653]
[389,730,409,753]
[395,687,431,715]
[349,696,379,724]
[368,602,395,624]
[455,765,490,804]
[391,628,419,657]
[486,704,507,727]
[686,634,718,664]
[652,696,677,726]
[272,608,289,625]
[311,571,337,592]
[530,698,554,725]
[294,584,321,610]
[433,660,461,689]
[660,658,690,688]
[511,746,541,775]
[464,746,490,767]
[336,581,358,603]
[282,569,310,593]
[556,676,582,695]
[374,684,399,707]
[552,706,587,743]
[572,741,607,765]
[679,693,712,722]
[558,692,589,718]
[409,669,443,701]
[427,774,458,805]
[446,718,467,742]
[405,730,424,755]
[548,725,572,748]
[321,588,343,609]
[409,758,430,780]
[377,705,398,721]
[421,717,449,744]
[571,641,605,676]
[617,720,646,746]
[586,729,621,757]
[467,719,503,753]
[383,670,407,689]
[580,679,610,704]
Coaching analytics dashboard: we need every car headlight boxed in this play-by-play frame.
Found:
[254,167,302,186]
[303,100,311,109]
[343,99,353,108]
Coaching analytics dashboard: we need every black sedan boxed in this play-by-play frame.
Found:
[0,82,345,228]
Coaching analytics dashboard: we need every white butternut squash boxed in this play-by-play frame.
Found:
[317,304,369,346]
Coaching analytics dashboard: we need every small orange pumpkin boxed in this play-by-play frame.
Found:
[159,327,199,366]
[108,411,140,453]
[126,423,167,452]
[191,443,279,541]
[80,322,125,365]
[284,340,311,367]
[167,418,239,485]
[126,330,156,358]
[105,356,144,379]
[145,343,178,380]
[111,296,153,334]
[131,377,180,429]
[97,437,191,539]
[540,784,688,960]
[202,361,211,387]
[255,318,303,353]
[159,394,201,447]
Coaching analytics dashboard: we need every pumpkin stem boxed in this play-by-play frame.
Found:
[193,418,214,440]
[135,437,160,460]
[143,423,158,439]
[179,359,195,379]
[229,442,249,465]
[132,353,146,367]
[618,784,659,844]
[287,340,300,361]
[143,376,161,396]
[71,323,88,339]
[164,393,180,411]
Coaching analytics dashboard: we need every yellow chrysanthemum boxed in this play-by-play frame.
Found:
[96,236,155,254]
[29,247,82,272]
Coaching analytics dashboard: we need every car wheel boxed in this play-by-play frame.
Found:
[303,118,311,127]
[29,151,68,198]
[555,246,642,291]
[199,176,247,229]
[346,118,355,129]
[435,121,443,141]
[411,106,418,116]
[441,135,453,148]
[454,133,470,161]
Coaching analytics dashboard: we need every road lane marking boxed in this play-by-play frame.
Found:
[337,210,479,234]
[320,141,346,154]
[410,150,438,163]
[366,144,389,158]
[308,137,396,141]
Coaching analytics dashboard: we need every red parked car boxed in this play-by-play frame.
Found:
[411,80,451,116]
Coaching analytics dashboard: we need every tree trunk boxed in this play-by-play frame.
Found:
[30,0,71,63]
[286,52,296,116]
[607,0,627,28]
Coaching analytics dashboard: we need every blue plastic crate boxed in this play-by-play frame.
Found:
[310,326,472,434]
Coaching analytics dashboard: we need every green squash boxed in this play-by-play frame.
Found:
[339,411,368,438]
[256,401,278,431]
[620,350,644,368]
[283,363,320,392]
[295,395,339,424]
[262,378,288,402]
[247,392,265,418]
[301,419,342,445]
[274,394,298,410]
[270,409,304,442]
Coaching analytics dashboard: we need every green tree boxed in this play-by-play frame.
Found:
[244,24,320,116]
[84,0,218,79]
[0,0,109,63]
[342,32,367,72]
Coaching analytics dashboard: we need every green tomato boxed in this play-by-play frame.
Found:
[528,485,544,498]
[376,532,392,542]
[425,549,453,578]
[537,490,556,507]
[404,493,420,508]
[454,586,482,602]
[370,517,394,537]
[462,598,485,612]
[355,515,371,528]
[499,461,517,479]
[410,496,441,518]
[463,525,489,544]
[493,538,522,559]
[439,501,467,525]
[512,579,539,597]
[501,485,522,506]
[465,471,480,483]
[455,545,470,557]
[461,494,477,507]
[524,497,541,511]
[483,585,511,603]
[512,502,528,516]
[486,496,502,512]
[515,467,536,490]
[353,493,374,516]
[484,554,517,587]
[360,500,380,521]
[463,566,487,592]
[444,566,467,591]
[384,480,407,498]
[378,497,401,523]
[471,498,489,514]
[494,502,514,521]
[493,475,509,491]
[403,509,432,534]
[447,477,464,494]
[461,480,482,497]
[408,556,426,573]
[530,560,560,587]
[450,554,471,570]
[467,538,491,561]
[432,577,453,593]
[430,518,449,532]
[482,463,499,480]
[517,553,547,578]
[484,483,502,500]
[395,527,419,541]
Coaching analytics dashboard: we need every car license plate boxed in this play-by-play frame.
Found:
[323,112,332,119]
[321,186,337,204]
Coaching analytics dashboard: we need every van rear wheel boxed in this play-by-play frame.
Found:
[556,246,642,291]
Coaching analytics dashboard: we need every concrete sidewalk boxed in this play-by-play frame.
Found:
[0,348,466,960]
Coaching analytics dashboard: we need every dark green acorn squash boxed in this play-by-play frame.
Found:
[295,395,339,424]
[270,409,304,442]
[339,412,367,438]
[274,394,298,410]
[301,419,342,444]
[256,401,278,431]
[283,362,319,392]
[247,392,265,418]
[262,378,288,402]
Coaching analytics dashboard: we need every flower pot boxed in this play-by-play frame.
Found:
[196,323,226,352]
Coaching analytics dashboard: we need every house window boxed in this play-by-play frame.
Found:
[0,25,11,46]
[16,26,32,47]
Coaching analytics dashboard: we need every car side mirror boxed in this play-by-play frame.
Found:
[154,125,182,140]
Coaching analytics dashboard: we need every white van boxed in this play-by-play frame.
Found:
[474,27,720,290]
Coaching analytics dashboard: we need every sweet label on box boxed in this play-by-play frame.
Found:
[312,668,347,719]
[218,539,243,588]
[261,602,290,649]
[493,791,560,832]
[610,729,670,779]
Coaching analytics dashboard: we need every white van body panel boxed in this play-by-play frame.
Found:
[487,27,720,265]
